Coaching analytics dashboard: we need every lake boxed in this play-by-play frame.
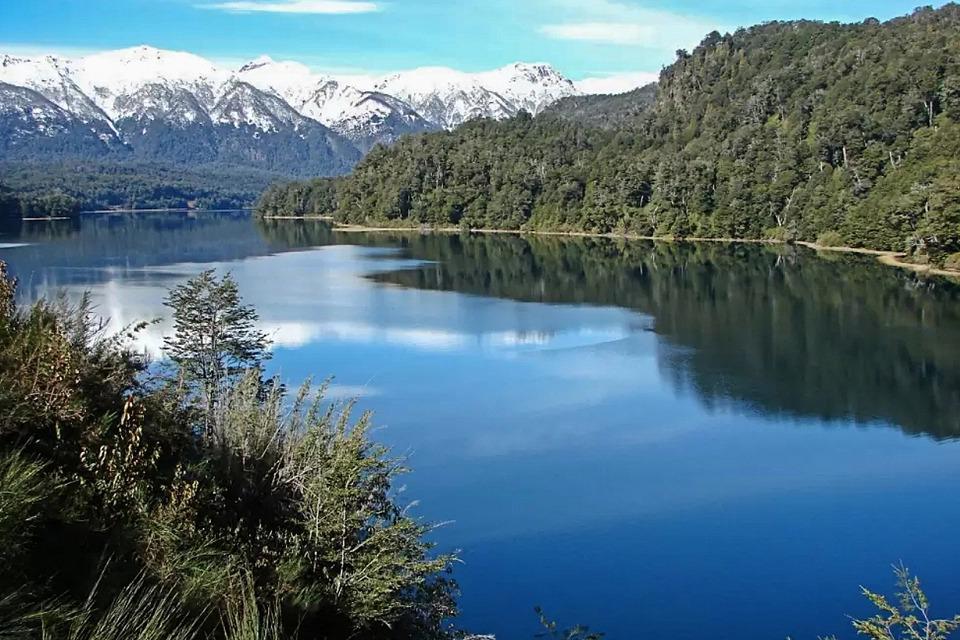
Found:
[2,210,960,640]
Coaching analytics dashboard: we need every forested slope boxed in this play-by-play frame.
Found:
[2,162,283,211]
[259,5,960,264]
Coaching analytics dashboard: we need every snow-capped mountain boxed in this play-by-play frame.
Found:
[373,62,577,129]
[373,67,516,130]
[235,55,317,110]
[0,83,120,158]
[477,63,578,117]
[71,46,227,119]
[0,45,586,174]
[235,57,438,151]
[0,54,117,134]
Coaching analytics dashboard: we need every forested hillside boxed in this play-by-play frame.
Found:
[0,183,80,226]
[540,83,657,129]
[260,5,960,265]
[2,162,283,211]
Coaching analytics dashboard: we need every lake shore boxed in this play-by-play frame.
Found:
[81,208,253,214]
[263,217,960,280]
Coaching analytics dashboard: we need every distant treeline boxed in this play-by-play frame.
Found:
[257,5,960,266]
[0,183,80,223]
[256,177,339,218]
[1,161,287,211]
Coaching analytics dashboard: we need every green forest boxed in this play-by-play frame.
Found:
[1,183,80,224]
[1,162,283,212]
[257,5,960,267]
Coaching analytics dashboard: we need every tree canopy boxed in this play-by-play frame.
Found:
[259,5,960,265]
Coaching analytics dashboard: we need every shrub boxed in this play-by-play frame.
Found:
[763,226,793,242]
[817,230,845,247]
[943,252,960,271]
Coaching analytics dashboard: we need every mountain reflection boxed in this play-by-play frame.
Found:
[256,219,960,440]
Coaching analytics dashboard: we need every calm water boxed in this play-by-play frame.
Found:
[3,211,960,639]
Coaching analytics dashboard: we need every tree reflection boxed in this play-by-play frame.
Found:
[257,219,960,440]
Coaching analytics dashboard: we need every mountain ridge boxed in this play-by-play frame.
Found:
[0,46,604,175]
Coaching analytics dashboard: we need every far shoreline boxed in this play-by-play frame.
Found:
[80,207,252,214]
[258,215,960,280]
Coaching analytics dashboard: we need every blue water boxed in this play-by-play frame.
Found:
[3,211,960,639]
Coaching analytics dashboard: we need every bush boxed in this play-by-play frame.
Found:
[763,226,793,242]
[943,252,960,271]
[0,263,459,640]
[817,230,845,247]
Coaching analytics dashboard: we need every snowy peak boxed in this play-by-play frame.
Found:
[112,83,210,126]
[0,45,597,172]
[478,62,578,115]
[212,80,305,132]
[372,62,579,127]
[77,45,223,80]
[235,56,319,108]
[0,54,106,122]
[0,82,121,158]
[373,67,515,129]
[298,79,365,124]
[0,45,585,134]
[71,45,228,118]
[238,55,277,73]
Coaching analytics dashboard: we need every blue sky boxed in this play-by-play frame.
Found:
[0,0,947,79]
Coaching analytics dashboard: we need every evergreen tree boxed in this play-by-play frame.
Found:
[163,270,271,427]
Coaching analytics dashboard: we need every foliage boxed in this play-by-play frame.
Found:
[0,185,18,224]
[0,162,286,211]
[163,270,270,425]
[0,183,79,220]
[0,451,55,566]
[817,230,845,247]
[255,178,340,217]
[540,84,657,130]
[263,5,960,263]
[535,607,604,640]
[848,565,960,640]
[0,260,457,640]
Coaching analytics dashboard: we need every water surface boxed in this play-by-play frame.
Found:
[3,211,960,639]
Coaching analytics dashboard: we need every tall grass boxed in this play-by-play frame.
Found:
[0,451,54,563]
[61,576,203,640]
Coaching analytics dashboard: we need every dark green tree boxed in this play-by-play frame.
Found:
[163,270,271,428]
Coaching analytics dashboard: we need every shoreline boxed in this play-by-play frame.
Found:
[260,214,334,221]
[81,208,252,214]
[277,218,960,280]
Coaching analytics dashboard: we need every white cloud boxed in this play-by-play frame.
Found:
[541,22,655,46]
[201,0,378,14]
[539,1,725,50]
[0,42,102,59]
[575,71,660,95]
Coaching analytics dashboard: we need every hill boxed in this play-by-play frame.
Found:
[541,83,658,129]
[261,5,960,265]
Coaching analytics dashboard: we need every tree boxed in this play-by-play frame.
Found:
[163,270,271,428]
[848,565,960,640]
[260,3,960,264]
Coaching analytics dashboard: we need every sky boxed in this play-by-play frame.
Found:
[0,0,948,84]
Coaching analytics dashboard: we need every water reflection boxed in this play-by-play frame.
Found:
[255,220,960,440]
[3,212,960,640]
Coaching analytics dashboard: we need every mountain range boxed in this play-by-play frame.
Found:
[0,46,590,175]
